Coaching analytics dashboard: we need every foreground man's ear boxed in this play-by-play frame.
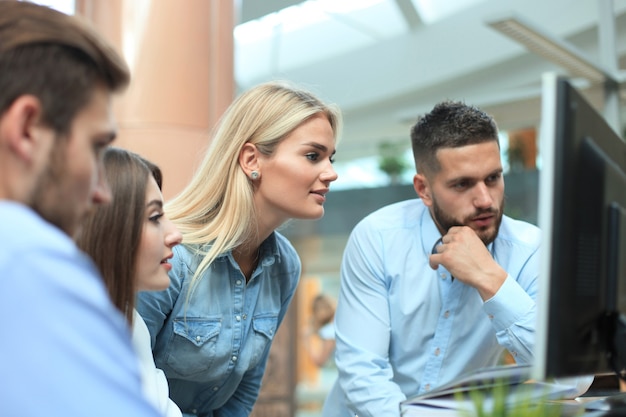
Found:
[1,95,46,164]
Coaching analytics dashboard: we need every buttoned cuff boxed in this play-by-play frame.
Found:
[482,275,533,330]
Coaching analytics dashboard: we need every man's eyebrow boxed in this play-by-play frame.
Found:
[445,176,472,186]
[445,169,503,185]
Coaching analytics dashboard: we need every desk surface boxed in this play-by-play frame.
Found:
[400,397,626,416]
[400,372,626,416]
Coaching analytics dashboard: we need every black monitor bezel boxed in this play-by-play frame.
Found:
[533,73,626,380]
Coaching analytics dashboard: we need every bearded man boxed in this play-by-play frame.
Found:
[323,101,541,417]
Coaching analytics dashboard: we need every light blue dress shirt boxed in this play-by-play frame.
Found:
[137,232,301,417]
[322,198,541,417]
[0,201,160,417]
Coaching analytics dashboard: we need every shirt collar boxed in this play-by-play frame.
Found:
[213,231,281,267]
[258,232,281,266]
[420,207,443,258]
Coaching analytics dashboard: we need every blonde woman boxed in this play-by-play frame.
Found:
[137,81,342,416]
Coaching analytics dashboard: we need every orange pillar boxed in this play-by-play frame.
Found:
[76,0,235,199]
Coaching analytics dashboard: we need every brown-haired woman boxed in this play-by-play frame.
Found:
[77,147,183,417]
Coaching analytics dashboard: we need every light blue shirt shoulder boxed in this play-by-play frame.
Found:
[0,201,159,417]
[323,198,541,417]
[137,231,301,416]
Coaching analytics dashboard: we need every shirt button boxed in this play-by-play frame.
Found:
[232,355,238,362]
[440,272,446,279]
[196,336,201,342]
[213,386,218,391]
[434,347,440,356]
[511,351,518,357]
[242,314,247,320]
[191,409,197,414]
[236,315,241,321]
[236,279,242,285]
[424,384,431,391]
[488,314,494,320]
[443,310,450,318]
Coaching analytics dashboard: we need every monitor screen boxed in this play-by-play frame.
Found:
[533,73,626,381]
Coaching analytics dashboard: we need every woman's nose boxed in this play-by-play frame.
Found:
[164,217,183,247]
[321,164,338,183]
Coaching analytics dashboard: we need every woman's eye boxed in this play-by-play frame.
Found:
[149,213,164,223]
[306,152,320,161]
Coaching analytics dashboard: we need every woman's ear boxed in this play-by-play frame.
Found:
[413,173,433,206]
[239,142,260,179]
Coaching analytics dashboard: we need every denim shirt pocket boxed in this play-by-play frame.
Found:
[166,317,221,379]
[249,315,278,368]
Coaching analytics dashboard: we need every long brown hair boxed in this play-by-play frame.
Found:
[76,147,162,324]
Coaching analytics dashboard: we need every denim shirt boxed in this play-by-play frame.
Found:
[136,231,301,417]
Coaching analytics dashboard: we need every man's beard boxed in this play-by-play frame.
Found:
[30,141,76,236]
[431,196,504,245]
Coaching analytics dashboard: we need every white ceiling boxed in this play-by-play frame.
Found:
[235,0,626,162]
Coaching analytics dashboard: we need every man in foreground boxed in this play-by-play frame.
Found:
[0,2,161,415]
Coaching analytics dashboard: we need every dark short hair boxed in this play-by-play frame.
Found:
[0,1,130,135]
[410,100,499,176]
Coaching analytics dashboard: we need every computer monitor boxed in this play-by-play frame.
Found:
[533,73,626,382]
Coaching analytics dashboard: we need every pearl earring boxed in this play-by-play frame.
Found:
[250,171,260,180]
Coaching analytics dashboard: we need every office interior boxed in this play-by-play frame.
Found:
[31,0,626,415]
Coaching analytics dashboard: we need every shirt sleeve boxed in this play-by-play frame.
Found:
[1,247,161,417]
[334,222,407,417]
[483,246,539,364]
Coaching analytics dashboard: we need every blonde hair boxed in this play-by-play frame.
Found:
[166,81,342,291]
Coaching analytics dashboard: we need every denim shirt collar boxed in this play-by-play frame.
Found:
[205,232,282,270]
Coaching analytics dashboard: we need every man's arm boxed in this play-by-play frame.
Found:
[430,225,539,363]
[334,224,406,417]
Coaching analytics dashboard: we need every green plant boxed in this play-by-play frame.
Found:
[377,140,409,184]
[454,380,580,417]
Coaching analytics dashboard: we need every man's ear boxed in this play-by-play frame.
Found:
[238,142,260,179]
[413,173,433,206]
[0,95,44,163]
